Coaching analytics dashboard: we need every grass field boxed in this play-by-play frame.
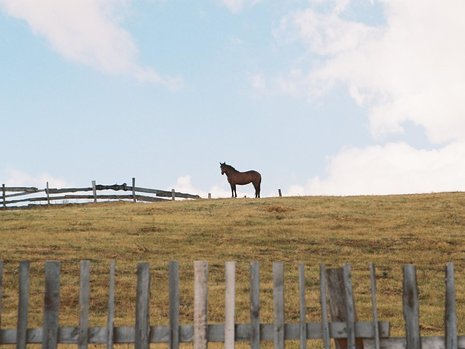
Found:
[1,193,465,338]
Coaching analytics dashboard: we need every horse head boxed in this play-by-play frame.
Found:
[220,162,226,175]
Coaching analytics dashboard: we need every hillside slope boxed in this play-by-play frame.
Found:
[1,193,465,334]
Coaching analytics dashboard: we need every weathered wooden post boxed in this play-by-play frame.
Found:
[79,260,90,349]
[278,189,282,197]
[17,261,30,349]
[208,193,211,199]
[46,182,50,206]
[326,265,363,349]
[273,262,285,349]
[132,178,137,203]
[2,184,6,208]
[445,263,457,349]
[403,264,421,349]
[298,264,307,349]
[194,261,208,349]
[42,261,61,349]
[135,263,151,349]
[225,261,236,349]
[171,189,176,201]
[92,181,97,203]
[250,261,260,349]
[169,261,180,349]
[107,260,116,349]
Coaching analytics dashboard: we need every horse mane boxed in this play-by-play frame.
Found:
[223,163,236,171]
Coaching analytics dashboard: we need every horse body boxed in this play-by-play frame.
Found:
[220,162,261,198]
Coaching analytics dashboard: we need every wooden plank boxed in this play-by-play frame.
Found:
[320,264,330,349]
[445,263,457,349]
[169,261,180,349]
[327,267,364,349]
[273,262,285,349]
[194,261,208,349]
[0,321,390,345]
[250,261,260,349]
[298,264,307,349]
[343,264,356,349]
[42,261,60,349]
[364,336,465,349]
[403,264,421,349]
[369,263,380,349]
[0,260,3,327]
[16,261,30,349]
[135,262,151,349]
[107,260,116,349]
[79,260,90,349]
[2,186,38,192]
[225,261,236,349]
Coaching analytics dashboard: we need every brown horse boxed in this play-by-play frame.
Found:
[220,162,262,198]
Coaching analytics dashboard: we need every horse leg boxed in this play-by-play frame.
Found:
[230,184,237,198]
[233,184,237,198]
[254,181,261,198]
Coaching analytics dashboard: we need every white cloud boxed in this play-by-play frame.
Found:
[2,168,71,188]
[0,0,182,89]
[288,142,465,196]
[274,1,465,195]
[278,0,465,143]
[219,0,261,13]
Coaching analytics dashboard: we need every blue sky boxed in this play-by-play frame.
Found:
[2,0,465,198]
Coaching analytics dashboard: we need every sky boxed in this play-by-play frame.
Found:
[1,0,465,198]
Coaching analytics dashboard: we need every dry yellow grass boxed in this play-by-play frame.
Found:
[1,193,465,339]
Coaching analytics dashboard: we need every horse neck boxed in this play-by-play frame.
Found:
[224,166,238,175]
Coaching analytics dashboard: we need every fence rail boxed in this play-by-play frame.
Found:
[0,260,461,349]
[1,178,201,208]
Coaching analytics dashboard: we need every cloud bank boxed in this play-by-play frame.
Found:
[0,0,181,89]
[219,0,261,13]
[277,0,465,195]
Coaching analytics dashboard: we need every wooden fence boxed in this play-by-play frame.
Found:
[1,178,201,208]
[0,261,461,349]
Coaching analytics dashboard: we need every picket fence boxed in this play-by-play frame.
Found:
[0,261,460,349]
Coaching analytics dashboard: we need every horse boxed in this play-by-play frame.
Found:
[220,162,262,198]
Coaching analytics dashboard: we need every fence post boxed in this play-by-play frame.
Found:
[225,261,236,349]
[172,189,176,201]
[327,266,363,349]
[92,181,97,203]
[79,260,90,349]
[135,263,151,349]
[445,263,457,349]
[42,261,61,349]
[2,184,5,208]
[319,265,330,349]
[278,189,282,197]
[369,263,380,349]
[132,178,137,203]
[169,261,180,349]
[273,262,285,349]
[107,260,116,349]
[0,260,3,327]
[298,264,307,349]
[17,261,30,349]
[46,182,50,206]
[250,261,260,349]
[403,264,421,349]
[194,261,208,349]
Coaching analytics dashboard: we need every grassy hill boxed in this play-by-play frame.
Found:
[1,193,465,336]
